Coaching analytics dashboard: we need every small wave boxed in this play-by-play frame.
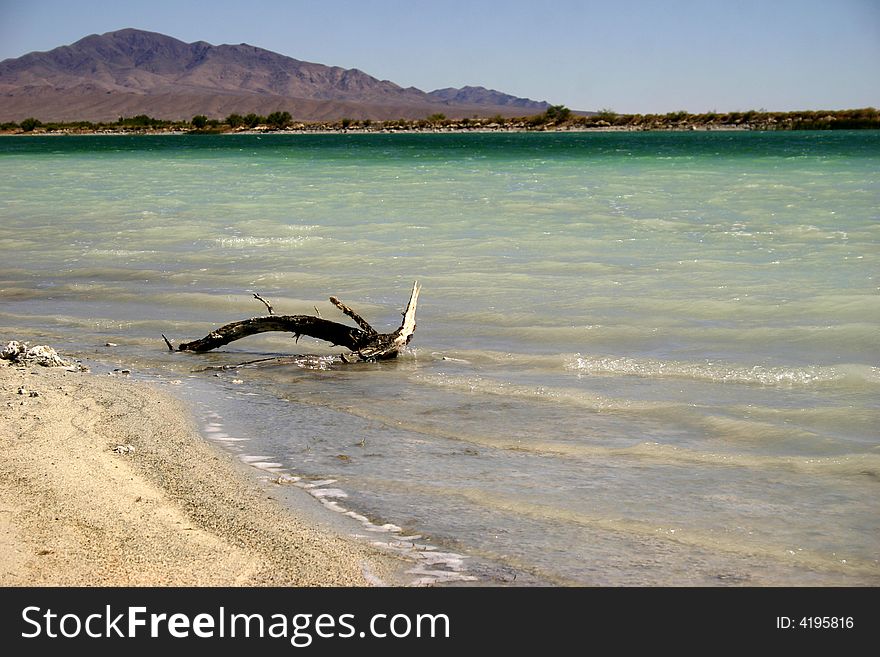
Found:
[340,401,880,480]
[214,236,318,248]
[566,353,851,386]
[613,442,880,479]
[245,354,339,371]
[0,287,49,301]
[414,372,677,412]
[87,248,158,257]
[425,349,563,369]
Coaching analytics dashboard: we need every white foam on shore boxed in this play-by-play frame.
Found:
[238,454,274,463]
[200,412,479,586]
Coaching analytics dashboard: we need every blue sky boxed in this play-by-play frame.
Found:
[1,0,877,113]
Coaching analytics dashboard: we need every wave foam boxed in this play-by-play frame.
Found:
[215,235,317,248]
[566,354,850,386]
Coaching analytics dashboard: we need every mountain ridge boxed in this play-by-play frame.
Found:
[0,28,551,122]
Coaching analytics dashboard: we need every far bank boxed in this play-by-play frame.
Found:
[3,107,878,136]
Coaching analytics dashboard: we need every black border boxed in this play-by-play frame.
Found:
[2,586,874,652]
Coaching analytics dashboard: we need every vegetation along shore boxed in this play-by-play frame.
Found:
[2,107,878,135]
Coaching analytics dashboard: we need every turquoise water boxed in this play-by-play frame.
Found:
[2,131,878,585]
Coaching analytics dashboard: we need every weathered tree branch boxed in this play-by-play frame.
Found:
[174,281,421,362]
[253,293,275,315]
[352,280,420,360]
[329,296,376,335]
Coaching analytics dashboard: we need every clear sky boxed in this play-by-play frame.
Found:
[1,0,877,113]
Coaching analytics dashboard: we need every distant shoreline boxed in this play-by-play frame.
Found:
[0,125,757,137]
[2,107,878,136]
[3,124,876,137]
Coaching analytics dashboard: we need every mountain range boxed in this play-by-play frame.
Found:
[0,28,552,123]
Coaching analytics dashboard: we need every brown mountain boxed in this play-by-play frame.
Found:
[427,86,549,109]
[0,28,551,122]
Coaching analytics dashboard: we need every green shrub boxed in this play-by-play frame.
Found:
[544,105,571,123]
[20,117,42,132]
[225,114,244,128]
[266,111,292,129]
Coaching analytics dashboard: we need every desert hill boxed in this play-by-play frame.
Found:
[0,28,551,122]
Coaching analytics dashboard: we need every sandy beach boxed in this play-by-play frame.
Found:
[0,357,407,586]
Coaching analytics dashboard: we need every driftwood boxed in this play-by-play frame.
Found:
[168,281,421,362]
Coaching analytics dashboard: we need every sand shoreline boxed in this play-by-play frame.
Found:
[0,360,411,586]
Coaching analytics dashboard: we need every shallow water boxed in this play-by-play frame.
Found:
[2,131,878,585]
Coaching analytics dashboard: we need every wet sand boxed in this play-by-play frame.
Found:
[0,361,408,586]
